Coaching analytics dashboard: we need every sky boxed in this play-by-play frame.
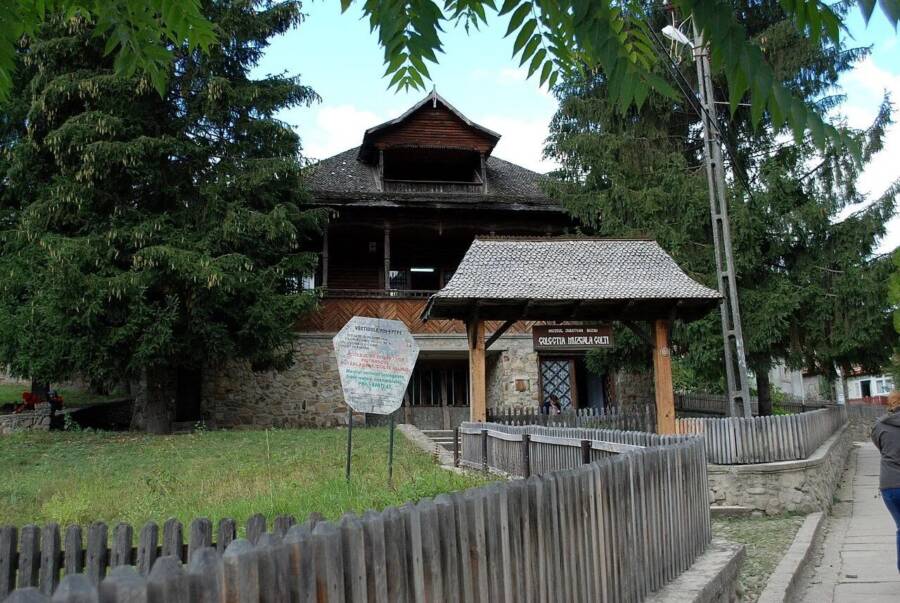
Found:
[254,3,900,253]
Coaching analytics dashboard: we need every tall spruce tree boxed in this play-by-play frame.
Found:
[0,2,322,431]
[545,0,898,413]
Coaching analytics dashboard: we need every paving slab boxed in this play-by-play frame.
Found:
[798,442,900,602]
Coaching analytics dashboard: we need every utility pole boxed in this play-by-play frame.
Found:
[691,25,753,418]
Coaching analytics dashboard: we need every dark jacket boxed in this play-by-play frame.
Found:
[871,411,900,490]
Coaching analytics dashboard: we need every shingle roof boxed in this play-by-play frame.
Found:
[305,147,548,199]
[423,238,721,322]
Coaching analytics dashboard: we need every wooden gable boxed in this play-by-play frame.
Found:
[371,102,497,153]
[358,92,500,163]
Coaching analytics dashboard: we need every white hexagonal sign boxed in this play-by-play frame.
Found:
[333,316,419,415]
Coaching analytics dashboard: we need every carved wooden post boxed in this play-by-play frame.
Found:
[653,319,676,434]
[467,319,486,422]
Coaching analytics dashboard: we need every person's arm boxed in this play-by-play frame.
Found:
[872,423,883,451]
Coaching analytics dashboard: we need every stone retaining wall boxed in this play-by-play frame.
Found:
[0,403,52,435]
[707,424,851,515]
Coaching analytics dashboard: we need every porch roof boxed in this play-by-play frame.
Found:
[421,237,721,323]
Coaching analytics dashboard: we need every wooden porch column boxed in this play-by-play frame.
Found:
[383,223,391,291]
[467,319,486,422]
[321,227,329,288]
[653,319,676,434]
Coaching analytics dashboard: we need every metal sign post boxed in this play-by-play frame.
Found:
[333,316,419,484]
[388,410,397,486]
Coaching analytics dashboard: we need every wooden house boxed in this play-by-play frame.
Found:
[201,92,627,429]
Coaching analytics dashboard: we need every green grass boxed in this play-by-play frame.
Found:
[713,514,805,602]
[0,383,123,408]
[0,428,490,530]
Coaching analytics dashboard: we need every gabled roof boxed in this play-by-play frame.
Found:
[305,147,563,211]
[357,90,500,163]
[423,238,721,322]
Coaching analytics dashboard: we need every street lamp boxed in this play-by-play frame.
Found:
[660,13,754,419]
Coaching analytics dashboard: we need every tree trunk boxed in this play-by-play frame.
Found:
[756,366,773,416]
[30,380,49,402]
[130,367,176,433]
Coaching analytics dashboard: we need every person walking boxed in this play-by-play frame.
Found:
[871,390,900,573]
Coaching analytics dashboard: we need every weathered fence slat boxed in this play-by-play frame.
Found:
[38,524,60,596]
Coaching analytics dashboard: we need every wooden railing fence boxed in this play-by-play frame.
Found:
[486,404,655,433]
[1,427,710,603]
[675,406,847,464]
[458,423,710,601]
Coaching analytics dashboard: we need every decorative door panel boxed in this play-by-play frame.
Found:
[540,359,575,410]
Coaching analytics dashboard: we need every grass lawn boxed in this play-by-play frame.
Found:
[713,514,805,602]
[0,427,490,530]
[0,383,124,408]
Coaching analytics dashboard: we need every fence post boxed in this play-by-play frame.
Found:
[481,429,488,473]
[522,434,531,478]
[454,428,460,468]
[581,440,591,464]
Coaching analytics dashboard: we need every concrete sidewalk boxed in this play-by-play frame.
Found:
[800,443,900,602]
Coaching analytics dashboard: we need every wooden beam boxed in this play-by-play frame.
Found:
[653,319,676,434]
[467,319,487,422]
[485,319,516,350]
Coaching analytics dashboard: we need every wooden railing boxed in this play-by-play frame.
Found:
[675,406,847,464]
[459,423,710,601]
[323,288,437,299]
[382,179,483,193]
[1,428,710,603]
[675,391,831,417]
[486,405,656,434]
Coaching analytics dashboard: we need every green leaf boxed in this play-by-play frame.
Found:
[858,0,877,23]
[528,48,546,77]
[512,19,537,56]
[518,34,541,66]
[504,3,532,37]
[539,59,553,86]
[498,0,520,16]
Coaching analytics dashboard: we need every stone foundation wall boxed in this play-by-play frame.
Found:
[202,333,545,428]
[707,424,852,515]
[0,403,52,435]
[203,336,347,429]
[487,336,541,409]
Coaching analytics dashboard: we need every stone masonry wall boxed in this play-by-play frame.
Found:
[486,336,541,409]
[707,424,852,515]
[203,336,348,429]
[203,334,546,428]
[0,403,52,435]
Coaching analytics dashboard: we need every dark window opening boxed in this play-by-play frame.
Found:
[382,148,481,183]
[405,359,469,407]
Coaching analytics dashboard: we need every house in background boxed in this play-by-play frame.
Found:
[767,361,894,404]
[845,370,894,403]
[197,91,639,430]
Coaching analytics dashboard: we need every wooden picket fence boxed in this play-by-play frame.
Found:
[486,404,656,433]
[458,423,711,601]
[1,428,710,603]
[675,405,848,464]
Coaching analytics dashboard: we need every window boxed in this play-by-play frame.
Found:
[876,377,894,394]
[405,360,468,407]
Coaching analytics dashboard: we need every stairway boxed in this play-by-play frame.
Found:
[421,429,457,454]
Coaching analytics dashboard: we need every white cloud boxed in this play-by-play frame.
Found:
[476,113,559,173]
[301,104,381,161]
[836,57,900,253]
